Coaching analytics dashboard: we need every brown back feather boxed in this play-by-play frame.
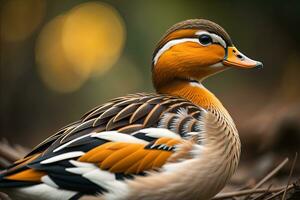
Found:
[26,93,203,157]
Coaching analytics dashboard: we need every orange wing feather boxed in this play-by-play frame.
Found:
[5,168,45,182]
[79,137,181,174]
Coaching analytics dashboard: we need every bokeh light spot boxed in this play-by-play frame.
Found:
[62,2,126,76]
[36,15,88,93]
[1,0,46,42]
[35,2,126,93]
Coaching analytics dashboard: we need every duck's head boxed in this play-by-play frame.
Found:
[152,19,262,91]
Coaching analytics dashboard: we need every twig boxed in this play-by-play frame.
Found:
[251,184,272,200]
[264,185,294,200]
[282,153,297,200]
[243,158,289,200]
[0,192,11,200]
[254,158,289,189]
[213,185,292,199]
[0,139,27,161]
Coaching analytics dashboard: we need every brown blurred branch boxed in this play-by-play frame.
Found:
[0,192,11,200]
[0,139,29,168]
[214,157,300,200]
[213,184,294,199]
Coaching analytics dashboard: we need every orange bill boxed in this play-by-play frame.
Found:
[223,46,263,69]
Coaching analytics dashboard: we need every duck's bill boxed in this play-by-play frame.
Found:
[223,46,263,69]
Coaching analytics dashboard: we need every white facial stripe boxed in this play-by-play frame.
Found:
[196,31,227,48]
[153,38,200,65]
[153,31,227,66]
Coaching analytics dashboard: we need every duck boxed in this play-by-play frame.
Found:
[0,19,262,200]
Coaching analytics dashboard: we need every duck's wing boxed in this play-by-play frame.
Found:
[0,93,205,197]
[28,93,203,157]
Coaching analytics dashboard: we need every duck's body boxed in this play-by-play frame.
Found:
[0,19,261,200]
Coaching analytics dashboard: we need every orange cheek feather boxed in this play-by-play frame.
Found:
[158,42,225,67]
[155,42,225,82]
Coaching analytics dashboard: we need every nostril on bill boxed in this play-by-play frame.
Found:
[237,54,244,60]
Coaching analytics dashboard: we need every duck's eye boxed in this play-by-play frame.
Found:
[198,34,213,46]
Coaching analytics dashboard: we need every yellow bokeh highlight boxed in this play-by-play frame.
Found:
[1,0,46,42]
[36,15,87,93]
[35,2,126,93]
[62,2,125,76]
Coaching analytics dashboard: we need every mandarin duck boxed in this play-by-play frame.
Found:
[0,19,262,200]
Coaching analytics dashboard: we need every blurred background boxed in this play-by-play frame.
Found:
[0,0,300,159]
[1,0,300,198]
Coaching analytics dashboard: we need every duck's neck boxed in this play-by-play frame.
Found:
[143,80,240,200]
[159,79,240,192]
[157,80,226,113]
